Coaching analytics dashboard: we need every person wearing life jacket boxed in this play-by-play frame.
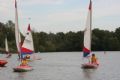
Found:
[91,53,99,65]
[20,58,28,66]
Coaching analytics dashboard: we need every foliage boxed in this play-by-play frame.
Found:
[0,20,120,53]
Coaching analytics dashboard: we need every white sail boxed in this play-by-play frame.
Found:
[83,0,92,57]
[5,37,9,52]
[15,0,21,53]
[21,24,34,54]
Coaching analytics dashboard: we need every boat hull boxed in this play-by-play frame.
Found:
[0,60,8,67]
[81,63,98,69]
[13,65,33,72]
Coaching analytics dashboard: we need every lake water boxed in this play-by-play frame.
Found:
[0,51,120,80]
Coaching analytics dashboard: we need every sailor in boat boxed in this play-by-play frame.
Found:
[91,54,99,65]
[20,57,28,66]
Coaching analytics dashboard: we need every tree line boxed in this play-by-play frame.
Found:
[0,20,120,53]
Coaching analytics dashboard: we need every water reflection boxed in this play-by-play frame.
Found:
[82,69,96,80]
[15,72,26,80]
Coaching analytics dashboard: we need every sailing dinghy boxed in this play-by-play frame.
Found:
[81,0,98,69]
[13,0,33,72]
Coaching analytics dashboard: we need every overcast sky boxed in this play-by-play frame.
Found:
[1,0,120,34]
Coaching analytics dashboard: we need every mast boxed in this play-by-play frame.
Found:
[89,0,92,52]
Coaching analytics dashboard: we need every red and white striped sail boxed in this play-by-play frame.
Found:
[21,24,34,54]
[83,0,92,57]
[15,0,21,54]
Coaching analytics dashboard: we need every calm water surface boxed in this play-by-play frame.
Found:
[0,51,120,80]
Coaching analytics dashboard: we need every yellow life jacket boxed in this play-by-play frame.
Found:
[21,59,28,66]
[91,56,97,64]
